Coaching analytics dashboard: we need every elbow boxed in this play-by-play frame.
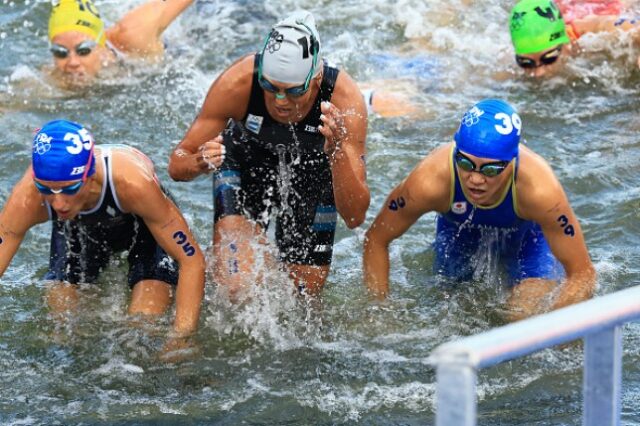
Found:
[345,213,365,229]
[363,226,384,252]
[167,157,180,181]
[342,196,370,229]
[167,158,182,182]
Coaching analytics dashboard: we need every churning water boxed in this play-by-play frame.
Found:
[1,0,639,424]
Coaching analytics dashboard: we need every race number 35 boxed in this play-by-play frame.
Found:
[65,128,93,155]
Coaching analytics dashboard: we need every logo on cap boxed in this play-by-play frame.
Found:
[34,133,53,155]
[461,107,484,127]
[266,30,284,53]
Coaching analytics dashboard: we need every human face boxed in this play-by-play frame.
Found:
[262,75,320,124]
[50,31,103,79]
[515,45,564,78]
[455,150,514,206]
[33,147,95,219]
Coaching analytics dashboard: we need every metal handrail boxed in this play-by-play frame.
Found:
[429,285,640,426]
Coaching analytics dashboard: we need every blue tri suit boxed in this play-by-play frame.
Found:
[433,146,562,285]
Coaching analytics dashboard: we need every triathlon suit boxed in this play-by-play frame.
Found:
[433,146,562,285]
[214,54,339,266]
[557,0,625,41]
[44,145,179,287]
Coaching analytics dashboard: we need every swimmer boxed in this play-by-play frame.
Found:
[360,84,422,118]
[510,0,640,77]
[0,120,205,336]
[364,99,596,321]
[48,0,193,84]
[168,10,370,296]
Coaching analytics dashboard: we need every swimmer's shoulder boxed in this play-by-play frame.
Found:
[404,143,453,212]
[3,169,49,227]
[203,54,255,119]
[331,67,366,112]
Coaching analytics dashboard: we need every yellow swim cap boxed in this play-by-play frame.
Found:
[48,0,105,46]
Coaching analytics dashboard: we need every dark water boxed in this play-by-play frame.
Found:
[1,0,639,424]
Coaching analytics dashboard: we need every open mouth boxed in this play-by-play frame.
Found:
[274,106,291,117]
[467,188,485,198]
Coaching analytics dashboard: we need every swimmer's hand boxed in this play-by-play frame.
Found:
[197,135,226,173]
[318,101,347,161]
[159,334,199,363]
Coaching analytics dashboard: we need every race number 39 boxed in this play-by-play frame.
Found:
[494,113,522,136]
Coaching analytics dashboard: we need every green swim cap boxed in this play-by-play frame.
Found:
[510,0,570,55]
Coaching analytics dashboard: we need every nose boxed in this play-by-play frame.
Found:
[49,194,70,212]
[274,92,290,104]
[468,171,486,185]
[532,66,547,78]
[65,52,82,70]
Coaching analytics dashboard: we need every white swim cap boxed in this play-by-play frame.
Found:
[260,10,322,85]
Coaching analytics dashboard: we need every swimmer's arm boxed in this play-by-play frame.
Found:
[108,0,194,56]
[518,167,596,311]
[0,171,49,279]
[573,15,640,36]
[364,149,450,299]
[320,72,370,228]
[168,56,252,181]
[119,173,205,335]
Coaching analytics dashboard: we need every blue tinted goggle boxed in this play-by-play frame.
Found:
[34,180,84,195]
[257,25,319,99]
[455,150,510,177]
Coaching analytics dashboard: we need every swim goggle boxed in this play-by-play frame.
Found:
[34,180,84,195]
[455,150,510,177]
[515,46,562,69]
[50,40,97,59]
[33,146,94,195]
[257,23,319,99]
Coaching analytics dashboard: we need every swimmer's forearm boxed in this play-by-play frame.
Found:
[0,223,26,280]
[172,262,205,335]
[157,0,194,33]
[168,149,203,181]
[363,233,391,299]
[550,267,596,311]
[330,152,369,228]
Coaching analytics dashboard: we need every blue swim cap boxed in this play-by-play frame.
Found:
[32,119,96,182]
[454,99,522,161]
